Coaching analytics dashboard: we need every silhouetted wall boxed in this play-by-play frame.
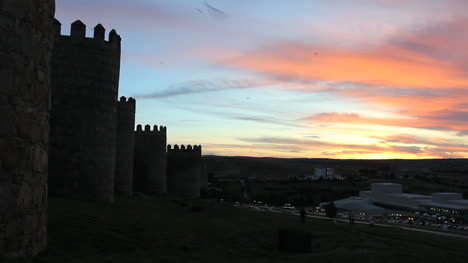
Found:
[49,20,121,202]
[0,0,55,257]
[115,96,136,196]
[200,161,208,193]
[134,124,167,195]
[167,145,203,199]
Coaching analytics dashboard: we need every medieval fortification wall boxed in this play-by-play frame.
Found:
[134,124,167,195]
[167,145,203,199]
[1,6,205,257]
[48,20,121,202]
[115,96,136,196]
[0,0,55,257]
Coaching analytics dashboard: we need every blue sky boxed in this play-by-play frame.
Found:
[55,0,468,158]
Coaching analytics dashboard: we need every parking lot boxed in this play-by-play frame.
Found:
[232,201,468,237]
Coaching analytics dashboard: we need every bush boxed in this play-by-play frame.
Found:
[323,202,337,219]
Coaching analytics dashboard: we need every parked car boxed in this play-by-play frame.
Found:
[280,205,295,213]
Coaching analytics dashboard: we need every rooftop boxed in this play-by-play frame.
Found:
[433,192,461,195]
[332,197,388,215]
[387,193,431,199]
[420,201,468,210]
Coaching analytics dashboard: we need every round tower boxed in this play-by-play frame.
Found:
[49,20,121,202]
[167,145,203,199]
[133,124,167,195]
[0,0,55,257]
[115,96,136,196]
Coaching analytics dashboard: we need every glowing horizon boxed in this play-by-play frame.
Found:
[56,0,468,159]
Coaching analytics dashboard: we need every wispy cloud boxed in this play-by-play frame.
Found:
[214,16,468,87]
[56,0,205,31]
[209,17,468,139]
[236,135,468,158]
[232,116,300,127]
[302,110,468,135]
[58,0,468,158]
[202,1,227,21]
[133,79,268,99]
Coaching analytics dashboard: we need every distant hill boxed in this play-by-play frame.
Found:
[203,156,468,180]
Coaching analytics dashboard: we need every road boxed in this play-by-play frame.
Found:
[305,213,468,239]
[238,205,468,239]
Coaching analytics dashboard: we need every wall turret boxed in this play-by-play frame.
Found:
[133,124,167,195]
[115,97,136,196]
[49,19,122,202]
[109,29,122,45]
[167,144,203,199]
[52,19,121,48]
[94,24,105,40]
[0,0,55,257]
[71,20,86,39]
[53,18,62,37]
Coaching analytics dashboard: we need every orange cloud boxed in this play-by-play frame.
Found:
[221,40,468,89]
[304,111,468,133]
[233,136,465,159]
[214,18,468,139]
[216,18,468,90]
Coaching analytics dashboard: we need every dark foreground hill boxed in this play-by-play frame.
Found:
[21,197,468,262]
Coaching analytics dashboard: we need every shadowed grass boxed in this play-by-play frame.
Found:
[24,197,468,262]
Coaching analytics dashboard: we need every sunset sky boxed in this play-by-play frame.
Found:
[56,0,468,159]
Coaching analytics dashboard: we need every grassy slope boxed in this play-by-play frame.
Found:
[28,197,468,263]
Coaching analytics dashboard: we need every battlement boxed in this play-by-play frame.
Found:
[167,144,203,199]
[135,124,167,135]
[53,19,121,47]
[133,124,167,194]
[167,144,202,155]
[118,96,136,109]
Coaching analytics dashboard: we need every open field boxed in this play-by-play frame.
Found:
[217,178,468,206]
[204,156,468,184]
[7,196,466,263]
[205,156,468,205]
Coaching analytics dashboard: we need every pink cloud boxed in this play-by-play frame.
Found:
[210,17,468,138]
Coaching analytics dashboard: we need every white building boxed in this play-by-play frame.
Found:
[314,168,334,179]
[369,183,432,211]
[327,183,468,222]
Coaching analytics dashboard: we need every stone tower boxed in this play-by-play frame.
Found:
[167,145,203,199]
[115,96,136,196]
[0,0,55,257]
[133,124,167,195]
[48,20,121,202]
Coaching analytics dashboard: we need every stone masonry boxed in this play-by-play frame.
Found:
[167,145,203,199]
[48,20,121,202]
[115,96,136,196]
[133,124,167,195]
[0,0,55,257]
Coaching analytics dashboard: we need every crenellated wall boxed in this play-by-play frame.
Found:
[167,144,203,199]
[115,96,136,196]
[48,19,121,202]
[133,124,167,195]
[0,0,55,257]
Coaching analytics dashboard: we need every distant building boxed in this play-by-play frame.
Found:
[295,175,315,181]
[419,193,468,221]
[324,183,468,222]
[314,168,334,179]
[369,183,432,210]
